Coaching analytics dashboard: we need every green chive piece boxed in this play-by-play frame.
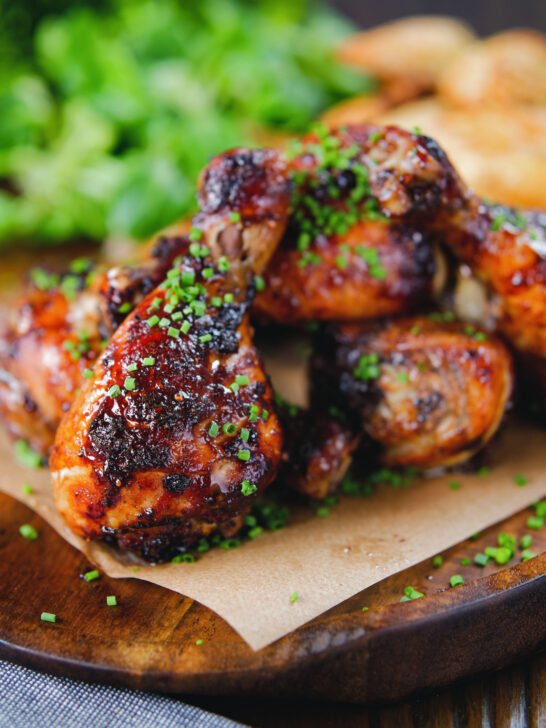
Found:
[474,552,490,567]
[514,473,527,486]
[520,534,533,550]
[83,368,94,379]
[118,302,132,314]
[235,374,249,386]
[40,612,56,623]
[229,211,241,223]
[146,315,160,327]
[211,296,222,307]
[396,373,409,383]
[248,526,263,539]
[108,385,122,398]
[241,480,257,496]
[223,293,234,304]
[248,404,259,421]
[19,524,38,540]
[254,275,265,291]
[400,586,424,601]
[237,449,250,461]
[230,382,239,393]
[167,327,180,338]
[526,516,544,530]
[220,539,240,550]
[142,357,155,367]
[84,570,100,582]
[199,334,212,343]
[477,466,490,477]
[316,506,330,518]
[433,556,443,568]
[106,595,117,607]
[181,321,191,334]
[521,549,537,561]
[124,377,136,391]
[189,227,203,241]
[290,592,298,603]
[240,427,250,442]
[181,270,195,286]
[218,257,230,273]
[14,440,42,469]
[208,421,219,437]
[131,566,139,572]
[195,639,203,645]
[449,480,461,491]
[361,606,369,612]
[127,363,138,372]
[22,483,33,495]
[449,574,464,587]
[223,423,236,435]
[460,558,471,566]
[261,409,269,421]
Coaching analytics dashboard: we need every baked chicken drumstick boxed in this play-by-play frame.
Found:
[50,148,289,560]
[311,316,514,470]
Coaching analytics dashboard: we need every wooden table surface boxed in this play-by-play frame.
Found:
[1,249,545,727]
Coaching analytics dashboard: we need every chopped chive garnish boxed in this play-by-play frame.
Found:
[474,552,489,567]
[158,317,170,328]
[40,612,56,623]
[526,516,544,530]
[316,506,330,517]
[84,570,100,582]
[218,257,230,273]
[181,270,195,286]
[432,555,443,568]
[189,227,203,241]
[224,293,234,304]
[521,549,537,561]
[520,534,533,549]
[460,558,471,566]
[211,296,222,307]
[400,586,424,601]
[221,539,240,550]
[19,524,38,540]
[181,321,191,334]
[449,575,464,587]
[261,409,269,421]
[195,639,203,645]
[514,473,527,486]
[290,592,298,603]
[147,315,160,327]
[248,526,263,539]
[237,449,250,461]
[248,404,259,421]
[106,595,117,607]
[449,480,461,491]
[230,383,239,393]
[240,427,250,442]
[124,377,136,391]
[22,483,33,495]
[14,440,42,469]
[229,211,241,223]
[108,385,122,398]
[208,421,219,437]
[118,302,132,314]
[127,363,138,372]
[223,423,236,435]
[361,606,369,612]
[241,480,257,496]
[235,375,249,386]
[254,275,265,291]
[142,357,155,366]
[199,333,212,343]
[83,368,94,379]
[202,268,214,279]
[396,373,409,383]
[167,327,180,339]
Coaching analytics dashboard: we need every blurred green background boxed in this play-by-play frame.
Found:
[0,0,371,249]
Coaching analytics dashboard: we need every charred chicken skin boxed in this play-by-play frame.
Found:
[311,316,514,469]
[254,122,465,322]
[50,148,289,560]
[0,235,190,455]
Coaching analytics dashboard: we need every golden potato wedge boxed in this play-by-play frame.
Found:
[439,30,546,107]
[337,16,476,88]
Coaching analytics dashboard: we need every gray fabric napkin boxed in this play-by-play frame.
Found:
[0,659,248,728]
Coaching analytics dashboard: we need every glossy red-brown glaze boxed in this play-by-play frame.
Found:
[254,221,435,323]
[311,316,514,469]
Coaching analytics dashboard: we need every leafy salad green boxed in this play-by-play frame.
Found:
[0,0,371,247]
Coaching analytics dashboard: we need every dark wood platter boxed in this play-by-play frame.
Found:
[1,490,545,704]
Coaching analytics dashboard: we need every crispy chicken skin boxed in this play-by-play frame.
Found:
[311,317,514,469]
[254,123,466,323]
[254,221,436,323]
[50,148,289,560]
[441,201,546,387]
[0,236,189,455]
[280,407,361,500]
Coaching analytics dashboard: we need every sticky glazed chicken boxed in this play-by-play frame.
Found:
[254,122,467,322]
[0,235,189,456]
[50,147,289,560]
[311,316,514,469]
[280,405,361,500]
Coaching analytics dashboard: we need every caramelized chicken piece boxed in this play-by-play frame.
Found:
[280,406,361,500]
[0,237,189,455]
[441,201,546,392]
[254,220,436,323]
[253,123,466,323]
[311,317,514,469]
[50,148,289,560]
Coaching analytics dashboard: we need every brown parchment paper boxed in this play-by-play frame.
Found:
[1,342,545,651]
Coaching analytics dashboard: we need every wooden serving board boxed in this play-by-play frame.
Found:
[1,490,544,704]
